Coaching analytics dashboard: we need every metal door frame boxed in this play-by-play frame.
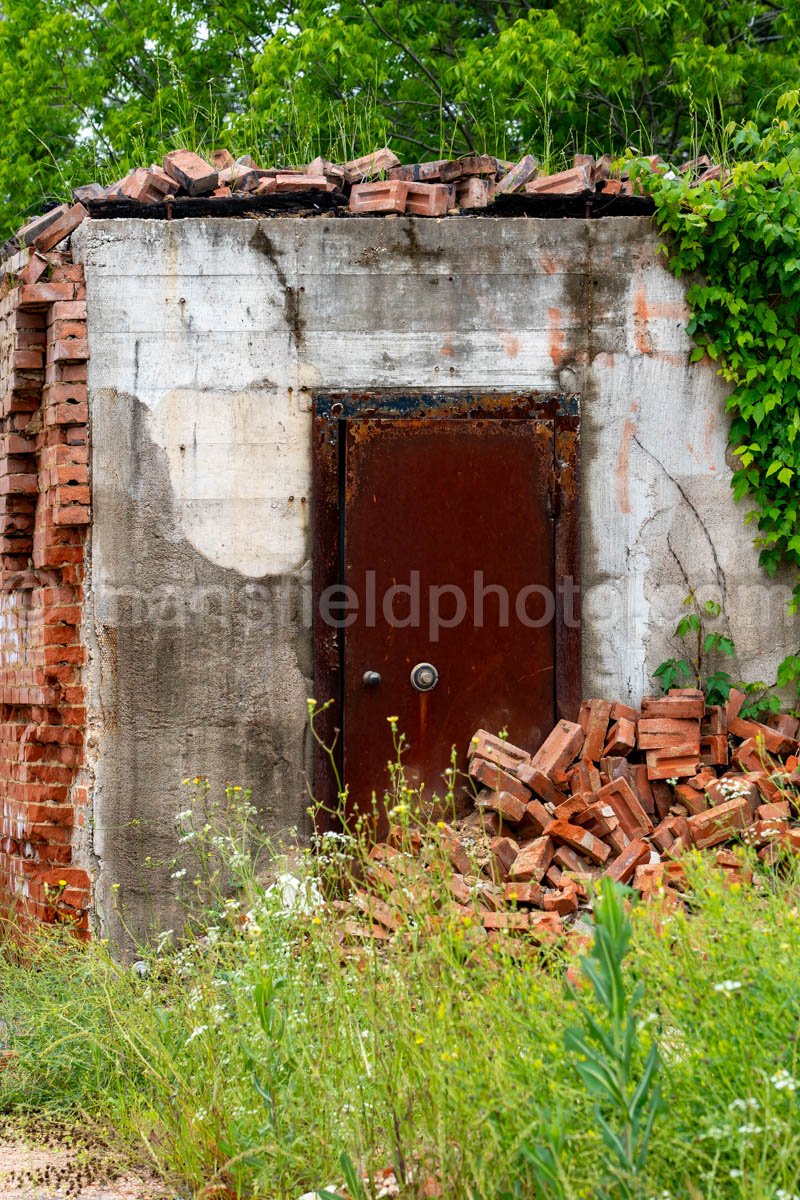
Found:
[311,390,581,819]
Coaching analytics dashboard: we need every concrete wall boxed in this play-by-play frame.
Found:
[72,214,799,937]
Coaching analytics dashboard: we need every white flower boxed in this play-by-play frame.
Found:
[776,1191,800,1200]
[175,810,193,823]
[184,1025,208,1046]
[170,868,187,880]
[737,1123,763,1135]
[729,1097,759,1111]
[714,980,743,993]
[771,1069,797,1091]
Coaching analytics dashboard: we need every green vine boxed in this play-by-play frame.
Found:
[632,92,800,606]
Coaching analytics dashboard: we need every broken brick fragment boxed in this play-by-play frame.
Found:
[162,150,218,196]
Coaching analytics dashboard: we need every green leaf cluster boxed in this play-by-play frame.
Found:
[643,94,800,602]
[3,0,800,237]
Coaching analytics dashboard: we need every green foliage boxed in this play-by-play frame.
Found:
[5,821,800,1198]
[3,1,800,237]
[653,590,791,716]
[520,881,662,1200]
[565,881,662,1199]
[642,93,800,606]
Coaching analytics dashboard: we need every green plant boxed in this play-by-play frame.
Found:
[653,590,793,717]
[5,811,800,1197]
[639,92,800,609]
[654,591,737,703]
[564,881,663,1199]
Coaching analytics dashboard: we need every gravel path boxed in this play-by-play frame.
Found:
[0,1118,169,1200]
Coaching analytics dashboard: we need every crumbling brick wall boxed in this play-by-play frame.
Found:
[0,241,91,934]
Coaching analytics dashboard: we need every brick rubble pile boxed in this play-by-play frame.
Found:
[334,688,800,948]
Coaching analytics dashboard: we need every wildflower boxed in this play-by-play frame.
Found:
[312,916,322,926]
[415,1035,425,1045]
[170,868,187,880]
[175,809,193,821]
[737,1123,763,1135]
[713,980,743,993]
[184,1025,208,1046]
[771,1069,797,1092]
[729,1098,759,1111]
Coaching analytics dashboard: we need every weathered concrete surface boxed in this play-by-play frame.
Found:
[73,215,799,936]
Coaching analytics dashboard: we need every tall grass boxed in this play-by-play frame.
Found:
[2,776,800,1200]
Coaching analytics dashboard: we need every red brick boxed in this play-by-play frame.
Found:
[51,339,89,364]
[603,717,636,756]
[548,819,610,865]
[405,183,452,217]
[33,204,88,254]
[603,838,651,884]
[579,698,613,761]
[525,165,594,196]
[470,758,530,803]
[597,777,653,837]
[530,719,584,777]
[344,148,401,183]
[477,788,527,825]
[162,150,218,196]
[687,797,748,849]
[504,881,543,906]
[469,729,530,774]
[640,695,705,719]
[495,155,538,195]
[349,181,409,214]
[507,835,553,882]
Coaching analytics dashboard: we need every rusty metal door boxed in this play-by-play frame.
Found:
[313,392,580,832]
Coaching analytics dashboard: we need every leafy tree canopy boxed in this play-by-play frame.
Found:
[1,0,799,235]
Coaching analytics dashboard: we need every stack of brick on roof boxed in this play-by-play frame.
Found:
[2,147,724,260]
[334,688,800,950]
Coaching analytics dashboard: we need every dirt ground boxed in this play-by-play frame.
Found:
[0,1117,169,1200]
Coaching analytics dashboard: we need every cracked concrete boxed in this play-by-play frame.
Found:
[71,214,800,934]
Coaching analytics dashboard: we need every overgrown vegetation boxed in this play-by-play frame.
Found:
[2,783,800,1199]
[641,92,800,606]
[2,1,800,236]
[653,591,799,720]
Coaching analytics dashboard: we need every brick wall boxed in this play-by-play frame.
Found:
[0,243,91,935]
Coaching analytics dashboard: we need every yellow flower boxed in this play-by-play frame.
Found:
[58,879,67,887]
[312,916,322,926]
[387,715,399,723]
[415,1035,425,1045]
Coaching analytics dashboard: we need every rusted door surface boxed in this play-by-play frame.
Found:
[312,393,580,832]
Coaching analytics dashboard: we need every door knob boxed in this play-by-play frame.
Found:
[410,662,438,692]
[362,670,382,686]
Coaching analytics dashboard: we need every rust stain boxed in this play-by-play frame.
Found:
[645,299,690,320]
[547,307,566,366]
[593,352,616,369]
[703,406,717,470]
[501,332,520,358]
[633,289,654,356]
[439,335,456,358]
[540,255,560,275]
[616,403,639,515]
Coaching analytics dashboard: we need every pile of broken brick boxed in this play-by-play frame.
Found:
[334,687,800,950]
[5,146,722,259]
